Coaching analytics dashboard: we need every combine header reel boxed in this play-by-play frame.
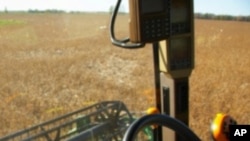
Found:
[0,101,135,141]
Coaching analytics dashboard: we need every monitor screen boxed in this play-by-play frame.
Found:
[170,37,192,70]
[141,0,164,14]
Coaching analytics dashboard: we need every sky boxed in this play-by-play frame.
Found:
[0,0,249,16]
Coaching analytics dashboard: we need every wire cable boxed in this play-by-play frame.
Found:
[109,0,145,48]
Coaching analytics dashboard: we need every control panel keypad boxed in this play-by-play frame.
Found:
[171,23,190,35]
[142,17,170,41]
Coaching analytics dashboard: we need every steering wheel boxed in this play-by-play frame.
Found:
[123,114,201,141]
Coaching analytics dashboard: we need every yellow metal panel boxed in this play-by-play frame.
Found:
[159,40,168,73]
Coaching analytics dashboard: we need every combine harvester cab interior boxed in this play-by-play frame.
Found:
[1,0,246,141]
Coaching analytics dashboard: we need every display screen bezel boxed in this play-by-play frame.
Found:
[140,0,165,14]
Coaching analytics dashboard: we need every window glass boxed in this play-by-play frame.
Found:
[0,1,154,140]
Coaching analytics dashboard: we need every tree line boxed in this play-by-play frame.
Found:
[195,13,250,22]
[27,9,66,13]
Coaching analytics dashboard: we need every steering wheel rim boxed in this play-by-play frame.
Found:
[123,114,201,141]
